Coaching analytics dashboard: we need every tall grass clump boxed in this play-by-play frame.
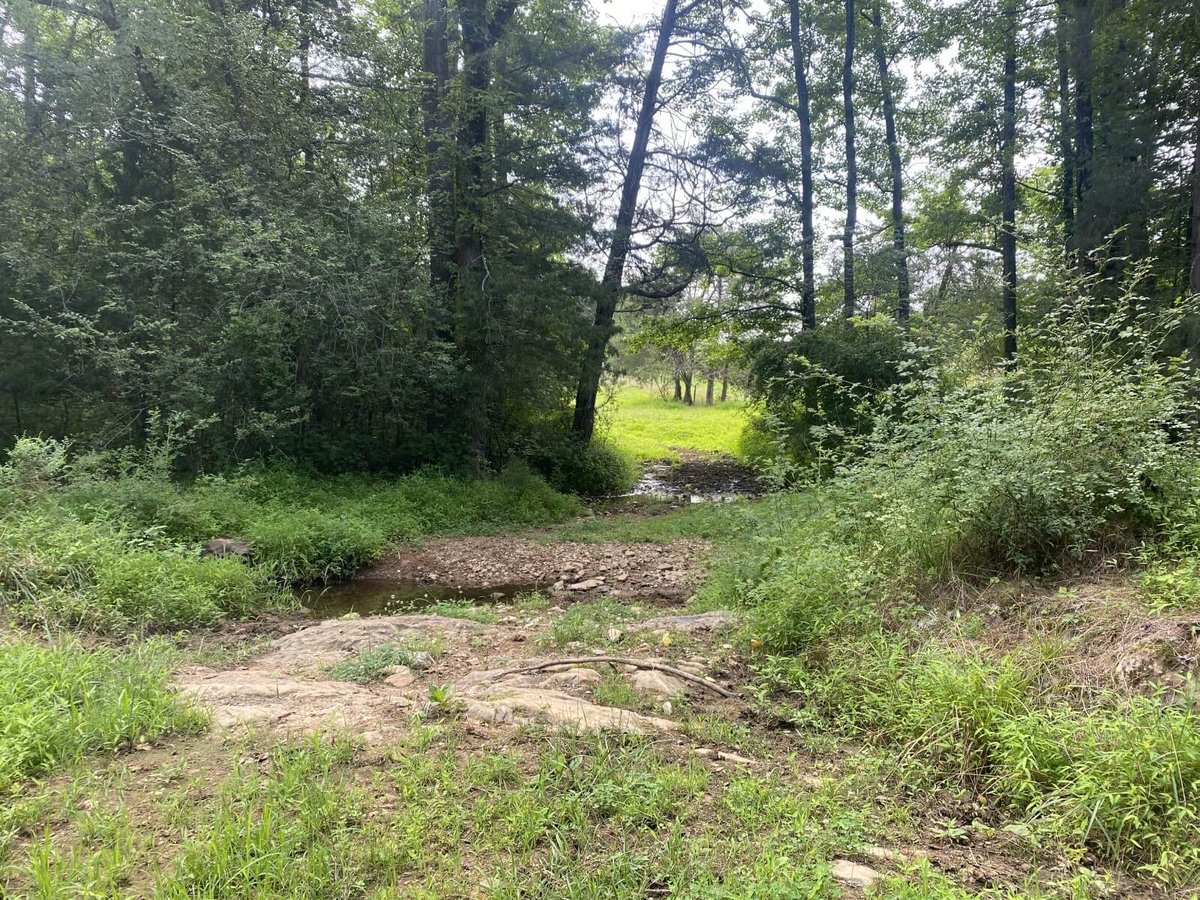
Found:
[0,636,205,789]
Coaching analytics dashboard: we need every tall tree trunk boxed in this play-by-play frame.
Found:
[674,377,682,401]
[1190,121,1200,294]
[720,365,728,401]
[1072,0,1094,262]
[454,0,518,465]
[1001,0,1018,363]
[22,18,40,139]
[573,0,678,441]
[786,0,816,329]
[421,0,454,322]
[682,372,693,405]
[841,0,858,320]
[871,0,908,321]
[705,377,714,406]
[1056,0,1075,254]
[298,0,314,171]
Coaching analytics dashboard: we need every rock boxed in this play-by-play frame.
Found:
[630,669,686,698]
[541,667,603,690]
[692,747,756,766]
[661,700,673,715]
[627,611,736,635]
[1115,645,1170,685]
[830,860,882,888]
[606,627,624,643]
[259,615,482,672]
[383,666,416,689]
[567,578,604,591]
[200,538,252,560]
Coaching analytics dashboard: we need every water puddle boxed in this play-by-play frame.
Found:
[298,580,539,619]
[625,456,766,504]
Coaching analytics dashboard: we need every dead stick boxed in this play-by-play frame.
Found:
[494,657,737,699]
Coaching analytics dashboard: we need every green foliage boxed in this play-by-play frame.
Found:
[327,642,437,683]
[0,444,578,632]
[0,637,204,790]
[517,426,636,495]
[715,300,1200,883]
[745,316,918,468]
[834,299,1200,579]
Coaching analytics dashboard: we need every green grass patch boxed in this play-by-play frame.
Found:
[326,640,441,683]
[0,636,205,791]
[600,384,749,463]
[8,729,889,898]
[539,597,639,648]
[0,441,580,633]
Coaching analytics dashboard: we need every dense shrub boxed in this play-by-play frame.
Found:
[832,301,1199,579]
[745,316,918,468]
[514,426,635,495]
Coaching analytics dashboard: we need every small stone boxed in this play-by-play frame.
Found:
[830,860,881,888]
[630,669,685,697]
[383,666,416,689]
[567,578,604,591]
[512,633,526,643]
[606,627,624,643]
[661,700,673,715]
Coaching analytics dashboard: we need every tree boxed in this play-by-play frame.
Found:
[841,0,858,319]
[870,0,909,321]
[573,0,686,441]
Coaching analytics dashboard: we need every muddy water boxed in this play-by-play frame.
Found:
[298,580,538,619]
[627,456,765,503]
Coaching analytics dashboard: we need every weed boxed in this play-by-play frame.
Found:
[0,637,205,791]
[327,641,438,683]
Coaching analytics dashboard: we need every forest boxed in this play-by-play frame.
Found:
[1,0,1200,895]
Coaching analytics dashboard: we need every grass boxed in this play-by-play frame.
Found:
[600,383,749,463]
[0,443,581,633]
[5,729,889,899]
[539,597,640,648]
[326,640,441,683]
[0,636,205,792]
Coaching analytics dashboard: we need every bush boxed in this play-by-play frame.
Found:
[516,427,635,496]
[746,316,918,468]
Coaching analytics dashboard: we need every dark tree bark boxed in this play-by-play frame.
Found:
[1055,0,1075,253]
[841,0,858,320]
[674,377,682,401]
[573,0,679,441]
[720,366,728,401]
[1071,0,1094,261]
[705,377,714,406]
[786,0,816,329]
[1191,121,1200,294]
[682,372,693,405]
[1000,0,1018,363]
[453,0,518,464]
[298,0,314,171]
[421,0,453,313]
[870,0,909,321]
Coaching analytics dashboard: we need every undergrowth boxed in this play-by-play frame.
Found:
[0,637,204,792]
[717,297,1200,884]
[0,447,579,633]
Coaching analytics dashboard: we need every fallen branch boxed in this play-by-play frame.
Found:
[494,657,737,698]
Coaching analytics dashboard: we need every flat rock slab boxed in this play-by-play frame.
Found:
[176,667,412,736]
[457,664,676,734]
[831,860,882,888]
[259,614,486,672]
